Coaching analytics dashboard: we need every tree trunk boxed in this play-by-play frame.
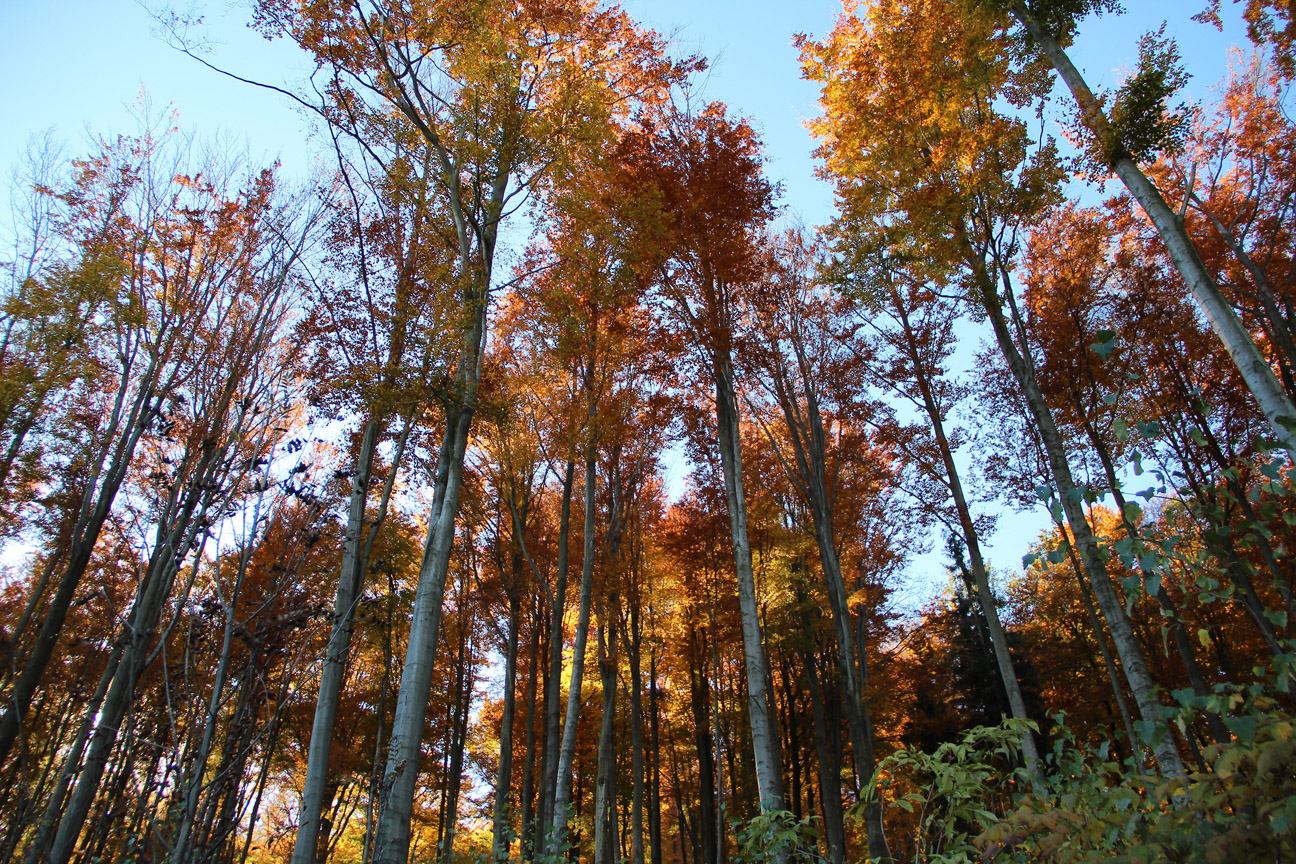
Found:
[547,448,598,854]
[970,240,1185,776]
[519,605,540,863]
[492,590,522,862]
[46,494,212,864]
[711,351,785,816]
[887,284,1043,779]
[537,457,575,856]
[1055,518,1142,755]
[1082,415,1231,745]
[624,600,647,864]
[1010,0,1296,456]
[438,618,475,864]
[800,644,845,864]
[0,385,159,766]
[372,395,478,864]
[294,419,382,864]
[593,600,618,864]
[648,647,663,864]
[688,624,718,864]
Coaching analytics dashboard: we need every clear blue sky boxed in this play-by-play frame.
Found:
[0,0,1260,601]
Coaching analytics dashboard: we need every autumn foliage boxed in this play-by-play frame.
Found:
[1,2,1296,864]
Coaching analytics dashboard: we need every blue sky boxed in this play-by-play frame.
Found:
[0,0,1262,600]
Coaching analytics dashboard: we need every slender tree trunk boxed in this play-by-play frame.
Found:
[1054,517,1142,753]
[1192,194,1296,382]
[537,457,575,855]
[887,285,1043,779]
[1010,1,1296,456]
[492,591,522,863]
[548,449,598,854]
[46,497,212,864]
[372,392,478,863]
[294,419,382,864]
[688,624,718,864]
[711,351,785,815]
[1082,417,1231,745]
[362,575,396,864]
[624,604,646,864]
[800,644,845,864]
[439,623,475,864]
[803,517,889,859]
[519,607,540,863]
[171,529,260,864]
[0,394,157,766]
[17,647,120,864]
[593,600,618,864]
[969,243,1185,776]
[648,647,663,864]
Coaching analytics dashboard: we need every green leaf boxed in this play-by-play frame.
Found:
[1224,715,1258,745]
[1091,339,1117,357]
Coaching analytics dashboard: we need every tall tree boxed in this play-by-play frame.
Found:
[251,3,681,859]
[991,0,1296,454]
[617,102,788,825]
[802,0,1186,775]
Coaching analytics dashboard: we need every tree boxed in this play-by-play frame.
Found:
[617,101,789,828]
[989,0,1296,455]
[251,3,682,859]
[802,0,1186,775]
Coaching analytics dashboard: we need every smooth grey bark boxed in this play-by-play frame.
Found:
[760,310,892,859]
[368,44,509,854]
[491,590,522,863]
[371,395,478,864]
[1010,1,1296,456]
[593,600,618,864]
[536,456,575,856]
[969,242,1185,775]
[711,349,785,815]
[883,282,1043,780]
[293,419,382,864]
[295,130,430,864]
[547,448,598,855]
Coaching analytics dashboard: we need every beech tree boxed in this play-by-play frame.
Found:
[4,3,1296,862]
[986,0,1296,454]
[617,101,789,828]
[802,0,1186,775]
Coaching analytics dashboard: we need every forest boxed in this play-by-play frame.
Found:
[1,0,1295,862]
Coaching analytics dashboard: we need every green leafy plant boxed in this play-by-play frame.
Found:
[731,810,827,864]
[859,719,1038,863]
